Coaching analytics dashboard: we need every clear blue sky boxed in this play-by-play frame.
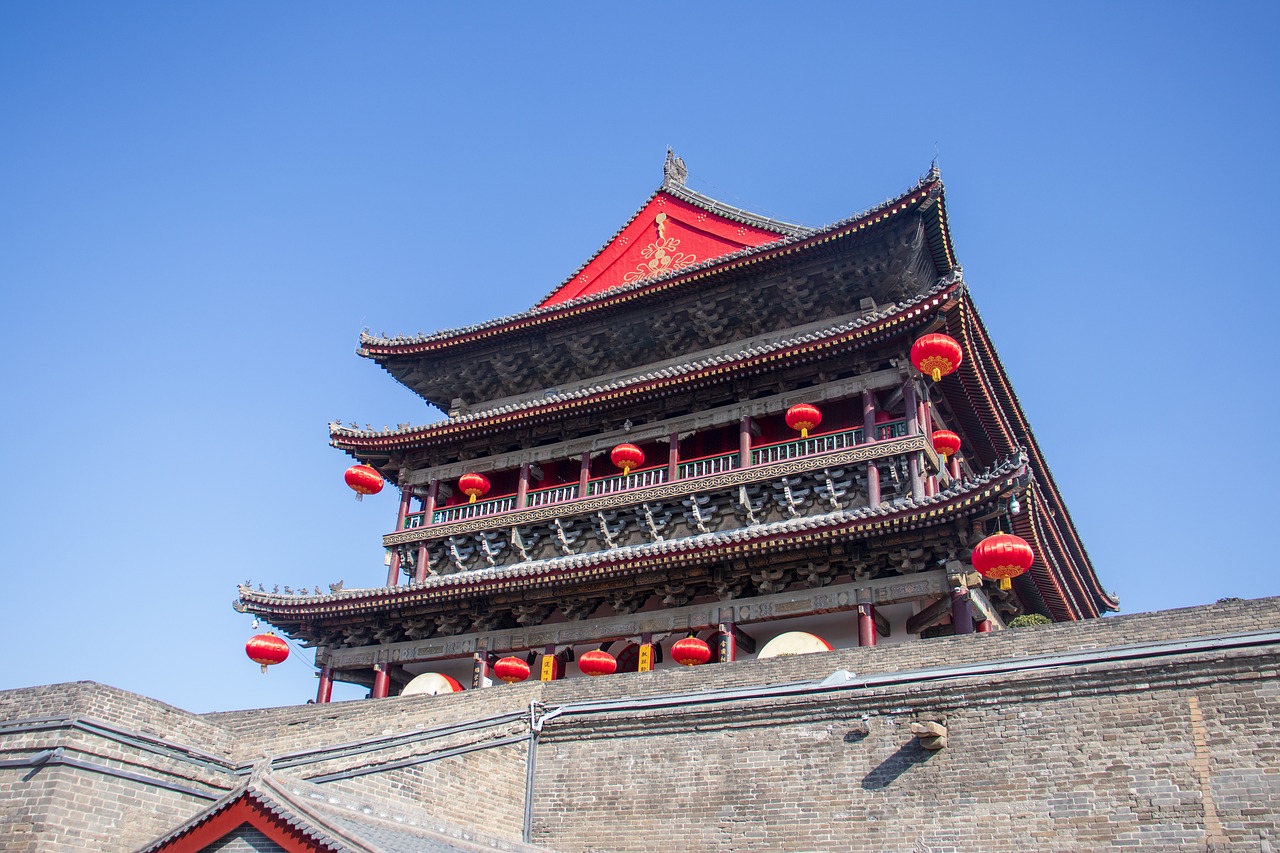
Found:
[2,3,1277,713]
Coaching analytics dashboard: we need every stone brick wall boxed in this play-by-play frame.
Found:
[2,597,1277,852]
[530,641,1279,851]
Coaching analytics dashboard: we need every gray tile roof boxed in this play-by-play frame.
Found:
[356,169,940,354]
[333,278,958,445]
[238,451,1025,611]
[135,769,555,853]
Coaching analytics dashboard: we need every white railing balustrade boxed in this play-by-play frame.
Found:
[677,452,739,479]
[588,467,667,496]
[432,495,517,524]
[525,483,580,508]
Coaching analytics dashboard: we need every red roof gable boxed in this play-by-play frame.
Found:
[538,190,792,307]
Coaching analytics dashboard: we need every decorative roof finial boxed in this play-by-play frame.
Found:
[663,147,688,187]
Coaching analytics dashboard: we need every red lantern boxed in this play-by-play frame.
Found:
[911,333,963,382]
[493,656,531,684]
[785,403,822,439]
[577,649,617,677]
[671,636,712,667]
[610,443,645,476]
[344,464,384,502]
[932,430,962,461]
[458,472,490,504]
[971,533,1035,591]
[245,632,289,674]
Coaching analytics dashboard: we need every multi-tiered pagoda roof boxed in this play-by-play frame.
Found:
[236,155,1114,696]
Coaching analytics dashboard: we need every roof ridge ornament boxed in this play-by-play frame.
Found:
[663,147,688,187]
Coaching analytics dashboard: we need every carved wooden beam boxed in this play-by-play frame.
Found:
[905,595,952,635]
[327,570,945,672]
[874,607,891,638]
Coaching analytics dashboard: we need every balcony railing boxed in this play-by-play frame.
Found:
[677,451,739,479]
[431,495,518,525]
[749,419,907,466]
[526,482,580,508]
[587,465,667,496]
[399,417,911,532]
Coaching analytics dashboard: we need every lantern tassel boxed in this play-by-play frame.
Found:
[931,367,942,382]
[260,664,268,674]
[1000,577,1011,591]
[800,427,809,438]
[623,465,632,476]
[355,493,363,502]
[469,494,477,504]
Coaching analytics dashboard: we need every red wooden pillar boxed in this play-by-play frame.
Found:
[739,416,752,468]
[516,461,530,508]
[424,479,439,525]
[386,484,413,586]
[857,605,877,647]
[862,389,880,506]
[395,484,413,528]
[904,380,925,500]
[717,622,737,662]
[668,432,680,481]
[316,666,333,704]
[921,392,938,495]
[385,549,401,588]
[977,620,992,633]
[949,455,961,480]
[579,451,591,496]
[414,540,429,583]
[862,389,877,442]
[950,585,974,635]
[372,663,390,699]
[904,379,919,435]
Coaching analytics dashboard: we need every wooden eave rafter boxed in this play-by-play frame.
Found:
[938,291,1115,617]
[356,173,953,365]
[237,456,1024,628]
[331,281,962,463]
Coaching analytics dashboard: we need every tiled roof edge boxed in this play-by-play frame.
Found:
[236,451,1024,613]
[356,169,941,356]
[332,277,960,449]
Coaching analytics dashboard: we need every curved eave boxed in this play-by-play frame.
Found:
[356,173,952,364]
[331,280,963,458]
[941,291,1116,616]
[237,455,1026,626]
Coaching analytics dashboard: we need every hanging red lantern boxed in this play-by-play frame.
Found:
[610,443,645,476]
[493,656,531,684]
[971,533,1035,591]
[245,632,289,674]
[932,430,962,461]
[671,636,712,667]
[785,403,822,439]
[458,472,490,504]
[344,464,384,502]
[911,333,963,382]
[577,649,617,677]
